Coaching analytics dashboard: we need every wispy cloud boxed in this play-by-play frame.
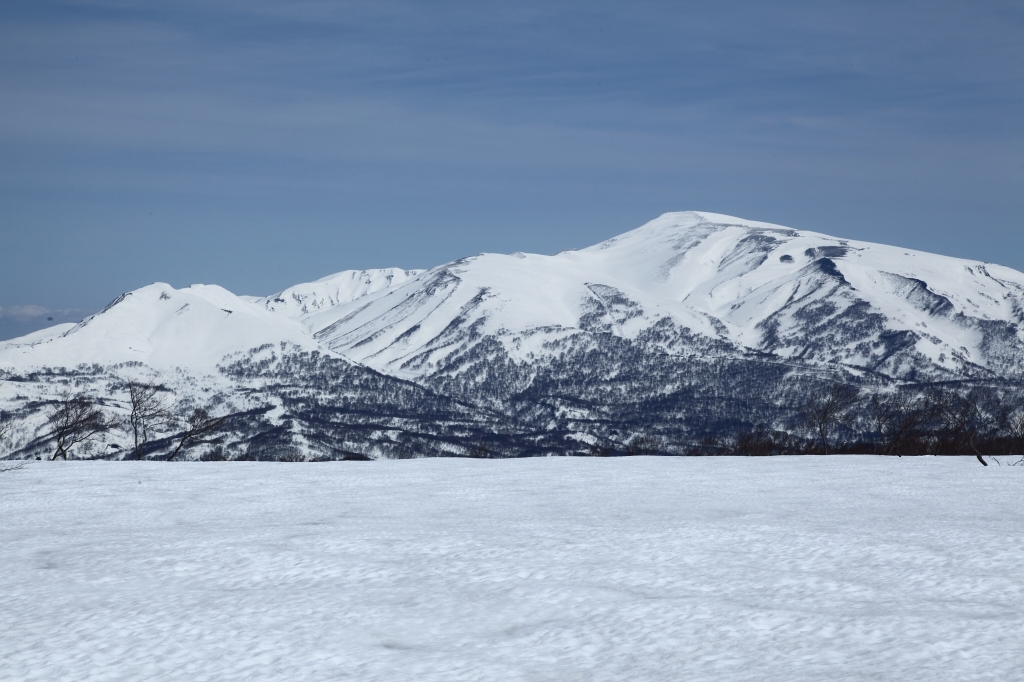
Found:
[0,305,51,320]
[0,305,91,343]
[0,305,89,321]
[0,0,1022,311]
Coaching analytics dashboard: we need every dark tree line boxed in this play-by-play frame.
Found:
[804,384,860,456]
[689,382,1024,465]
[34,380,1024,463]
[11,360,1024,463]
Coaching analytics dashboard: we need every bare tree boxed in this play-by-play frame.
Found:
[967,389,1004,466]
[730,424,794,457]
[927,386,970,455]
[0,416,18,471]
[999,398,1024,465]
[47,393,109,460]
[467,443,490,458]
[0,380,9,454]
[625,434,661,456]
[166,407,228,461]
[868,389,929,456]
[926,386,994,464]
[124,380,171,460]
[685,433,725,457]
[802,384,860,455]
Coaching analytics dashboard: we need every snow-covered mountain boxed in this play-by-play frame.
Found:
[251,268,424,318]
[285,211,1024,385]
[1,283,322,370]
[3,211,1024,460]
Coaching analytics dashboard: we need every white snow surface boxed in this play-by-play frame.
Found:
[305,211,1024,377]
[4,211,1024,379]
[0,282,324,370]
[254,268,424,318]
[3,456,1023,681]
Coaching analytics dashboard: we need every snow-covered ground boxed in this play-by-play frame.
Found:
[2,456,1022,681]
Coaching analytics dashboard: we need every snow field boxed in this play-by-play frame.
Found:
[2,456,1023,681]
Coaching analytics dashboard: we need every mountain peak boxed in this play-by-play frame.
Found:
[256,267,424,319]
[4,211,1024,461]
[4,212,1024,384]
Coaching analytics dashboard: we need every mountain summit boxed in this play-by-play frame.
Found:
[3,212,1023,459]
[286,211,1024,383]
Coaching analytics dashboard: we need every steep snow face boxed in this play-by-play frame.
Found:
[306,212,1024,379]
[254,268,424,319]
[0,283,322,370]
[4,212,1024,383]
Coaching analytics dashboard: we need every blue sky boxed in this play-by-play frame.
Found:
[1,0,1022,339]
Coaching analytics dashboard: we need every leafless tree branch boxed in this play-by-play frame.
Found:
[167,407,228,461]
[124,380,172,460]
[803,384,860,455]
[47,392,109,460]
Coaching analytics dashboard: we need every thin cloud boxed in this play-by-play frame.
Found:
[0,305,89,320]
[0,0,1021,313]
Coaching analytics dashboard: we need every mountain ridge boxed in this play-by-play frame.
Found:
[3,211,1023,460]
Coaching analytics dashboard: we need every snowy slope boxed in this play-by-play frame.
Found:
[1,323,77,346]
[5,212,1022,381]
[0,276,558,462]
[4,457,1023,681]
[253,268,424,318]
[4,211,1024,461]
[0,282,323,370]
[305,212,1024,381]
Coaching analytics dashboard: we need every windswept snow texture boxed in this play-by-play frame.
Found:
[3,457,1023,682]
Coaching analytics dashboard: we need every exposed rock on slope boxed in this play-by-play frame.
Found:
[3,212,1023,459]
